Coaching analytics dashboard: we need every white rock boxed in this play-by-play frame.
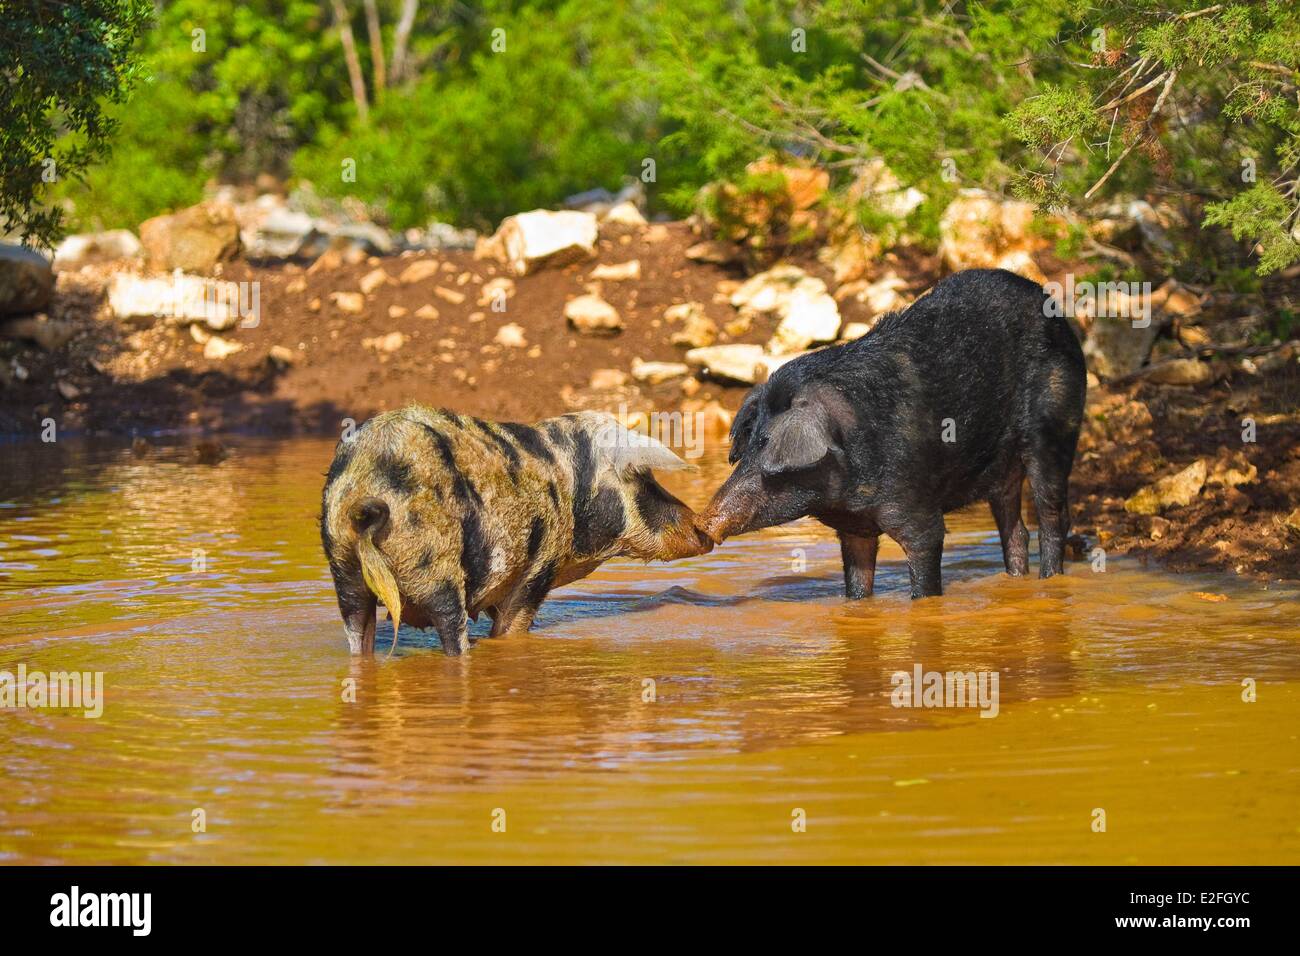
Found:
[880,186,927,219]
[52,230,142,271]
[267,345,297,368]
[1124,459,1207,515]
[494,322,527,348]
[754,351,809,383]
[107,271,243,331]
[670,309,719,349]
[245,208,320,259]
[359,268,389,295]
[329,291,366,314]
[398,259,441,284]
[477,276,515,307]
[564,294,622,334]
[422,222,480,251]
[564,182,645,217]
[730,264,813,313]
[335,221,395,256]
[664,302,704,324]
[589,368,629,389]
[840,321,873,340]
[602,200,648,226]
[767,285,843,355]
[631,358,690,384]
[767,292,840,355]
[685,343,767,384]
[848,158,927,218]
[590,260,641,281]
[203,335,244,360]
[491,209,598,276]
[937,188,1046,282]
[727,264,842,355]
[860,271,910,315]
[363,331,407,353]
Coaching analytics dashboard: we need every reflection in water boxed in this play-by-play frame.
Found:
[0,436,1298,864]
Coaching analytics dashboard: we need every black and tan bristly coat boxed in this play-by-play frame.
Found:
[321,405,711,656]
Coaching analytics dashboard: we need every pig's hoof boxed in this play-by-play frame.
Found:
[440,635,470,656]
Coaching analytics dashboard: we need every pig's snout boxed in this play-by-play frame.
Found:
[695,509,730,545]
[686,521,716,556]
[695,484,759,543]
[654,509,715,559]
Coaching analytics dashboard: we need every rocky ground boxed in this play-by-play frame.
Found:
[2,175,1298,583]
[1072,366,1300,580]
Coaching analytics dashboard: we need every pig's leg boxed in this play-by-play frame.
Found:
[988,469,1029,576]
[838,532,879,600]
[1025,448,1072,579]
[887,512,945,599]
[341,596,377,656]
[488,562,557,637]
[489,603,540,637]
[427,582,471,656]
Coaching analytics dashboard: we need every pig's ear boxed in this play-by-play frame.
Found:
[728,383,768,463]
[593,419,691,474]
[757,401,837,476]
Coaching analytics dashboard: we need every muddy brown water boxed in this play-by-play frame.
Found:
[1,437,1297,864]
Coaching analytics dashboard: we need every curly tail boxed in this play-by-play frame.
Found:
[351,497,402,658]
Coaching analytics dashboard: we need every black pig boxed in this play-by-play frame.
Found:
[698,268,1086,598]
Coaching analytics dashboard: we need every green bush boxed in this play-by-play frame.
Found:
[649,0,1073,241]
[52,0,348,230]
[1008,1,1300,275]
[54,79,208,231]
[294,2,663,230]
[1,0,153,246]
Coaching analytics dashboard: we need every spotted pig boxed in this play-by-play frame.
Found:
[322,405,711,655]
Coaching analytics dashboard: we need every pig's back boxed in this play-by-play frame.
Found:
[873,268,1060,386]
[832,269,1081,508]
